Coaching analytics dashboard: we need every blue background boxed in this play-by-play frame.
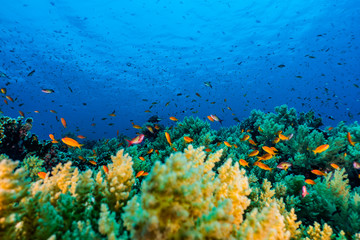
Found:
[0,0,359,140]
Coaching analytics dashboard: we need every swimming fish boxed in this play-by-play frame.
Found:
[254,161,272,171]
[207,116,214,122]
[146,126,154,134]
[278,133,289,141]
[1,88,6,94]
[305,179,316,185]
[139,156,145,161]
[38,172,47,179]
[89,160,97,165]
[204,81,212,88]
[241,135,250,141]
[248,139,257,146]
[184,136,193,143]
[49,134,58,143]
[41,89,54,94]
[248,150,259,157]
[169,117,178,121]
[165,132,172,146]
[311,169,327,176]
[61,137,83,149]
[302,185,309,198]
[125,134,145,147]
[353,161,360,169]
[210,114,223,124]
[77,135,86,139]
[19,111,24,117]
[262,146,277,155]
[27,70,35,76]
[136,171,144,178]
[239,159,249,167]
[330,163,340,170]
[277,162,292,171]
[103,165,109,174]
[313,144,329,154]
[347,132,355,146]
[224,141,232,147]
[61,118,67,128]
[6,96,14,102]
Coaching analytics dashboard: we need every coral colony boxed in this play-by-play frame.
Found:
[1,105,360,239]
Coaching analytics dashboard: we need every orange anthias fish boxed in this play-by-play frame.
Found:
[248,150,259,157]
[89,160,97,165]
[205,148,212,152]
[165,132,172,146]
[239,159,249,167]
[257,153,273,161]
[19,111,25,117]
[273,137,280,144]
[262,146,277,155]
[146,126,154,134]
[311,169,327,176]
[136,171,144,178]
[125,134,145,147]
[61,118,67,128]
[313,144,329,154]
[330,163,340,170]
[241,135,250,141]
[49,134,58,143]
[184,136,193,143]
[132,124,142,129]
[38,172,47,179]
[305,179,316,185]
[77,135,86,139]
[254,161,272,171]
[224,141,232,147]
[78,156,86,161]
[147,149,154,154]
[169,117,178,121]
[139,156,145,161]
[207,116,214,122]
[278,133,289,141]
[1,88,6,94]
[347,132,355,146]
[6,96,14,102]
[62,137,83,148]
[103,165,109,174]
[248,139,257,146]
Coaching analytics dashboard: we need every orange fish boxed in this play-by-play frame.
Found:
[165,132,172,146]
[139,156,145,161]
[49,134,58,143]
[136,171,144,178]
[155,149,159,155]
[184,136,193,143]
[4,99,8,105]
[19,111,24,117]
[1,88,6,94]
[278,133,289,141]
[133,125,142,129]
[258,126,263,132]
[61,118,67,128]
[248,139,257,146]
[207,116,214,122]
[239,159,249,167]
[254,161,272,171]
[146,126,154,134]
[328,127,334,131]
[169,117,178,121]
[272,137,280,144]
[205,148,212,152]
[34,110,40,113]
[6,96,14,102]
[262,146,276,155]
[77,135,86,139]
[89,160,97,165]
[347,132,355,146]
[257,153,273,161]
[142,172,149,176]
[313,144,329,154]
[330,163,340,170]
[224,141,232,147]
[147,149,154,154]
[233,144,238,148]
[241,135,250,141]
[248,150,259,157]
[50,110,57,113]
[154,125,160,130]
[103,165,109,174]
[61,137,83,149]
[196,93,201,97]
[305,179,316,185]
[246,129,251,133]
[38,172,47,179]
[311,169,327,176]
[78,156,85,161]
[108,110,116,117]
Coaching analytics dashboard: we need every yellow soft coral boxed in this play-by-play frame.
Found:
[306,222,333,240]
[236,203,291,240]
[95,149,134,212]
[0,159,29,239]
[123,145,251,239]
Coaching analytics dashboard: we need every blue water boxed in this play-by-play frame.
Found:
[0,0,359,140]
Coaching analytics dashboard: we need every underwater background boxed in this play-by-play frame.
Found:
[1,0,360,239]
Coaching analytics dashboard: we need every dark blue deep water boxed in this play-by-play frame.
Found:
[1,0,359,140]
